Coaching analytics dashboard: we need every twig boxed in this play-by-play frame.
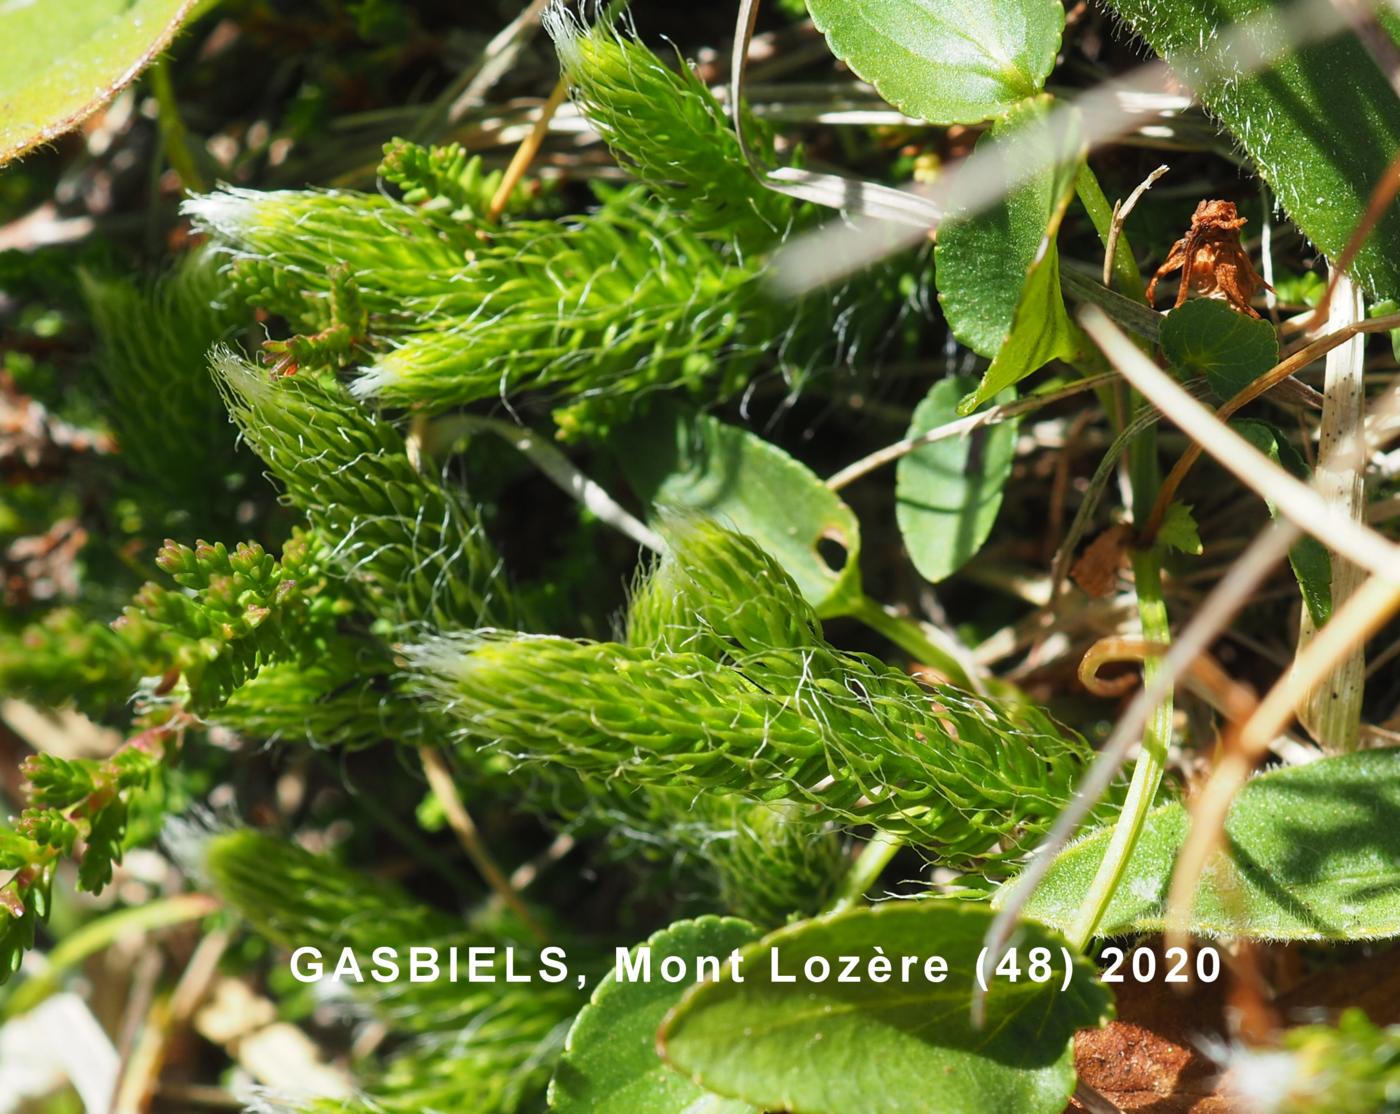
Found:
[111,928,229,1114]
[420,746,546,943]
[1103,164,1169,288]
[444,0,553,126]
[488,78,569,222]
[825,373,1116,492]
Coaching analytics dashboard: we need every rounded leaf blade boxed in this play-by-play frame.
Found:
[660,901,1111,1114]
[896,376,1019,583]
[0,0,197,166]
[805,0,1064,124]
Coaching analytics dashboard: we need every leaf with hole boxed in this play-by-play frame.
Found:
[1160,297,1279,401]
[935,97,1086,413]
[0,0,197,166]
[549,916,761,1114]
[1006,749,1400,939]
[896,376,1018,583]
[659,901,1112,1114]
[616,406,862,617]
[804,0,1064,124]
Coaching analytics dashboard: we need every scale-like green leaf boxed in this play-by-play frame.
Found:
[660,902,1112,1114]
[550,917,761,1114]
[935,98,1085,413]
[1009,749,1400,939]
[1160,298,1279,400]
[617,407,863,617]
[896,376,1018,582]
[805,0,1064,124]
[1155,502,1203,557]
[0,0,196,166]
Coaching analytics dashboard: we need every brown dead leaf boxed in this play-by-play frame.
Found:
[1069,944,1240,1114]
[1072,524,1132,598]
[0,372,114,481]
[4,516,88,606]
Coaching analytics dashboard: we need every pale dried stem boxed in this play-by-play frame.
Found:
[1164,573,1400,950]
[980,520,1299,1008]
[1143,310,1400,542]
[1083,308,1400,947]
[1294,272,1368,751]
[488,78,569,222]
[448,0,553,123]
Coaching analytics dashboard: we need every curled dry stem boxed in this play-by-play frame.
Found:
[1079,636,1254,719]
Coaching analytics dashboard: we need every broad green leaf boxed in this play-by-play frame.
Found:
[1008,749,1400,940]
[805,0,1064,124]
[1234,419,1332,627]
[895,376,1018,583]
[0,0,196,166]
[660,902,1112,1114]
[550,917,761,1114]
[617,406,863,617]
[1159,298,1279,400]
[935,98,1085,413]
[1104,0,1400,300]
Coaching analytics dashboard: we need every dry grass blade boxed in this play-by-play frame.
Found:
[1142,309,1400,542]
[488,78,569,221]
[1164,572,1400,951]
[420,747,546,942]
[1295,271,1368,751]
[729,0,939,226]
[825,372,1116,492]
[1103,164,1169,288]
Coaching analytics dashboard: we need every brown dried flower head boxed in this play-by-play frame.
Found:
[1147,199,1269,318]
